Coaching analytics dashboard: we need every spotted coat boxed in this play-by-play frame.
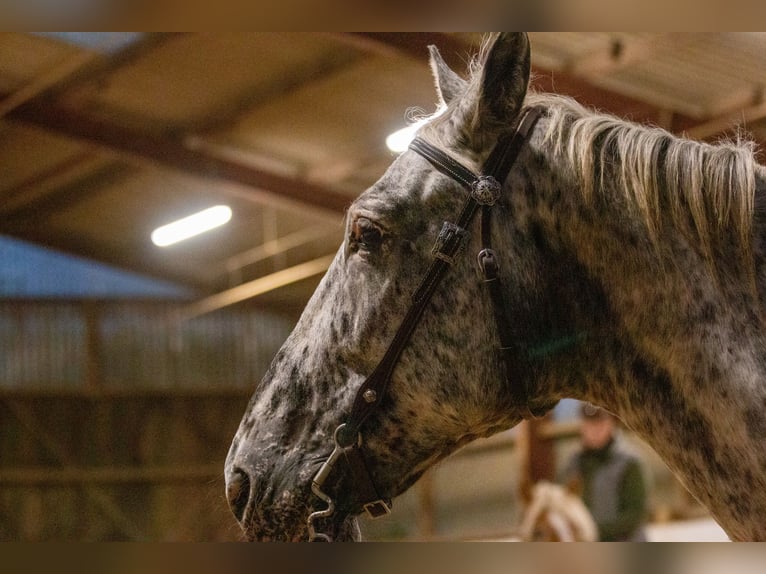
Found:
[226,33,766,541]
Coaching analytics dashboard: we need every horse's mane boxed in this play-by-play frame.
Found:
[526,92,760,268]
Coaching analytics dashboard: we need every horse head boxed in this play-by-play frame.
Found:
[225,30,766,542]
[223,32,566,541]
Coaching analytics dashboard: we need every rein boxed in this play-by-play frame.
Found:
[307,107,544,542]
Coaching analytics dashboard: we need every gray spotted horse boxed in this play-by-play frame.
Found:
[225,32,766,541]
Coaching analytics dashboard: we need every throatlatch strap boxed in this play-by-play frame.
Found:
[478,207,534,416]
[477,108,543,416]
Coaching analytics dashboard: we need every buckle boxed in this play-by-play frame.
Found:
[477,248,499,279]
[471,175,501,205]
[363,499,392,519]
[432,222,468,265]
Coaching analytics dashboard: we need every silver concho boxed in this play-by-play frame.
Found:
[471,175,501,205]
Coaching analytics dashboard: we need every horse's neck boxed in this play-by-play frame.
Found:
[556,167,766,541]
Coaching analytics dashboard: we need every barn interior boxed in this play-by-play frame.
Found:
[2,32,763,541]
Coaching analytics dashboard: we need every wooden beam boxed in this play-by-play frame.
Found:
[347,32,697,129]
[4,400,144,539]
[526,414,556,483]
[222,225,333,275]
[417,471,436,539]
[180,254,334,320]
[193,38,361,135]
[352,32,766,154]
[342,32,475,74]
[0,51,97,118]
[0,465,221,485]
[13,33,187,107]
[8,101,350,217]
[682,100,766,141]
[1,159,134,224]
[562,34,684,78]
[0,150,99,212]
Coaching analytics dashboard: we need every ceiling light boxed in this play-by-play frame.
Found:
[385,108,445,153]
[151,205,232,247]
[386,123,422,153]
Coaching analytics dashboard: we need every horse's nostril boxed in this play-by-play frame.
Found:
[226,467,251,523]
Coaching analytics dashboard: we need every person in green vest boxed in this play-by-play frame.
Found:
[560,403,649,541]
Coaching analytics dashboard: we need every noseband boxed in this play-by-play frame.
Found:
[307,107,544,541]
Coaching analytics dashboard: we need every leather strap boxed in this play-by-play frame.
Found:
[337,191,478,447]
[335,106,544,514]
[477,108,543,418]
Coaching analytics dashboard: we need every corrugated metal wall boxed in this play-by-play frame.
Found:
[0,299,294,540]
[0,300,292,390]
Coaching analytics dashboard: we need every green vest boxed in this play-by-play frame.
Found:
[562,438,648,541]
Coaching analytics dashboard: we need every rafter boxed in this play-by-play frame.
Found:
[347,32,766,148]
[8,101,351,217]
[180,254,334,320]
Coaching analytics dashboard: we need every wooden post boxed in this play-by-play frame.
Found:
[518,413,556,487]
[527,413,556,483]
[417,470,436,539]
[84,302,102,391]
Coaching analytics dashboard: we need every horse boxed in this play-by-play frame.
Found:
[224,32,766,541]
[514,480,598,542]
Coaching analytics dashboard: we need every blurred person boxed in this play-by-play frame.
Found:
[559,403,649,541]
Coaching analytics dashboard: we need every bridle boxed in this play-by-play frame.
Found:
[307,106,545,541]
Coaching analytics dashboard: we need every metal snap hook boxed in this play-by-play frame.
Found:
[306,424,361,542]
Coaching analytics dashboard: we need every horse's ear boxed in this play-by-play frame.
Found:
[429,45,466,106]
[459,32,531,150]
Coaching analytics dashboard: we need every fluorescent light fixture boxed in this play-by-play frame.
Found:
[385,109,445,153]
[386,123,422,153]
[151,205,232,247]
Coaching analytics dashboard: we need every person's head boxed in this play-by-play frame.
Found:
[579,403,617,449]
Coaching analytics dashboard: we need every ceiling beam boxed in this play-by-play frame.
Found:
[5,32,349,219]
[561,34,682,78]
[193,42,362,136]
[0,50,97,118]
[348,32,766,148]
[222,225,333,276]
[1,159,134,225]
[348,32,691,128]
[15,33,187,107]
[7,100,351,217]
[682,100,766,141]
[180,254,334,320]
[12,32,758,228]
[341,32,476,74]
[0,150,98,212]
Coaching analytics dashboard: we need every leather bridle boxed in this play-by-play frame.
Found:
[307,106,544,541]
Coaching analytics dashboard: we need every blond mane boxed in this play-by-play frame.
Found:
[526,92,759,267]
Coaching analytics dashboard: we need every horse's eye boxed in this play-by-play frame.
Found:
[350,217,384,252]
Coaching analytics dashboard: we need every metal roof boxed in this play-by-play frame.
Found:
[2,32,764,315]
